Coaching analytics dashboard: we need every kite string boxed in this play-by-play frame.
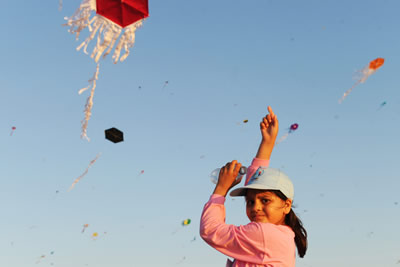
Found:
[275,133,289,145]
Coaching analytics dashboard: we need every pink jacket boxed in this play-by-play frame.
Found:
[200,159,296,267]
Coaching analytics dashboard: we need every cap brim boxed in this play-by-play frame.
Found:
[229,187,247,197]
[230,184,284,197]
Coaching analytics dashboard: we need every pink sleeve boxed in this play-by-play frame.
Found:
[200,195,266,263]
[245,158,269,185]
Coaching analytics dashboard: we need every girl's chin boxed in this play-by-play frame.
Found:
[251,217,267,223]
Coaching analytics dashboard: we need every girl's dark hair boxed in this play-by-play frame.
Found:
[273,190,308,258]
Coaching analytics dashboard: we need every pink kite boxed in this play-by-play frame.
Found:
[276,123,299,144]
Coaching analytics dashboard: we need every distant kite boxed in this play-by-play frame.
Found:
[36,255,46,264]
[377,101,387,111]
[63,0,149,140]
[10,126,16,136]
[105,127,124,143]
[91,232,99,240]
[137,170,145,178]
[339,58,384,104]
[172,219,191,234]
[162,81,169,89]
[276,123,299,144]
[182,219,191,226]
[82,224,89,233]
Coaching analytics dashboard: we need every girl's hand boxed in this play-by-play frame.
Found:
[260,106,279,144]
[213,160,243,197]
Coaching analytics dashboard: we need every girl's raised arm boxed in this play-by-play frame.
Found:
[256,106,279,160]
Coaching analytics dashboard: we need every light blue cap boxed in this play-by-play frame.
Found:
[230,167,294,199]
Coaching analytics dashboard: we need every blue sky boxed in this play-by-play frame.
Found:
[1,0,400,266]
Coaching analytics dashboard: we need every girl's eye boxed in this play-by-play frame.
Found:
[246,200,254,206]
[261,199,269,204]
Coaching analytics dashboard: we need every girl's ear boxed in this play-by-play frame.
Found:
[283,199,292,215]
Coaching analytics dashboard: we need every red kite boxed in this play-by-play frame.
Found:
[64,0,149,64]
[63,0,149,140]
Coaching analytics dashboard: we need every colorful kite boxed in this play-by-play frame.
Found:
[276,123,299,144]
[91,232,99,240]
[182,219,191,226]
[64,0,149,64]
[172,219,191,234]
[63,0,149,140]
[339,58,384,104]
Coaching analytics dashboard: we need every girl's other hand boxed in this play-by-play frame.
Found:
[260,106,279,144]
[213,160,242,197]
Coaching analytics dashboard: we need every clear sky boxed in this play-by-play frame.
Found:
[1,0,400,266]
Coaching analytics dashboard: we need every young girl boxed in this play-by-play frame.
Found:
[200,106,307,267]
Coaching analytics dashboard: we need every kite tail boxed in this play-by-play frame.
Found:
[63,0,96,40]
[69,153,101,191]
[63,0,145,64]
[90,16,123,62]
[113,20,144,63]
[338,81,360,104]
[340,65,377,104]
[276,133,289,145]
[79,64,100,141]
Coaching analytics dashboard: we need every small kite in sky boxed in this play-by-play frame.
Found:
[91,232,99,240]
[69,153,101,191]
[243,119,249,123]
[63,0,149,140]
[82,224,89,233]
[137,170,145,178]
[276,123,299,144]
[36,255,46,264]
[10,126,16,136]
[172,219,191,234]
[339,58,385,104]
[182,219,191,226]
[105,127,124,143]
[162,81,169,89]
[377,101,387,111]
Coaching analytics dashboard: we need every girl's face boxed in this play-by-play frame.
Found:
[245,189,292,225]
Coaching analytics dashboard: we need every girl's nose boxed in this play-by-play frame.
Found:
[253,200,262,211]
